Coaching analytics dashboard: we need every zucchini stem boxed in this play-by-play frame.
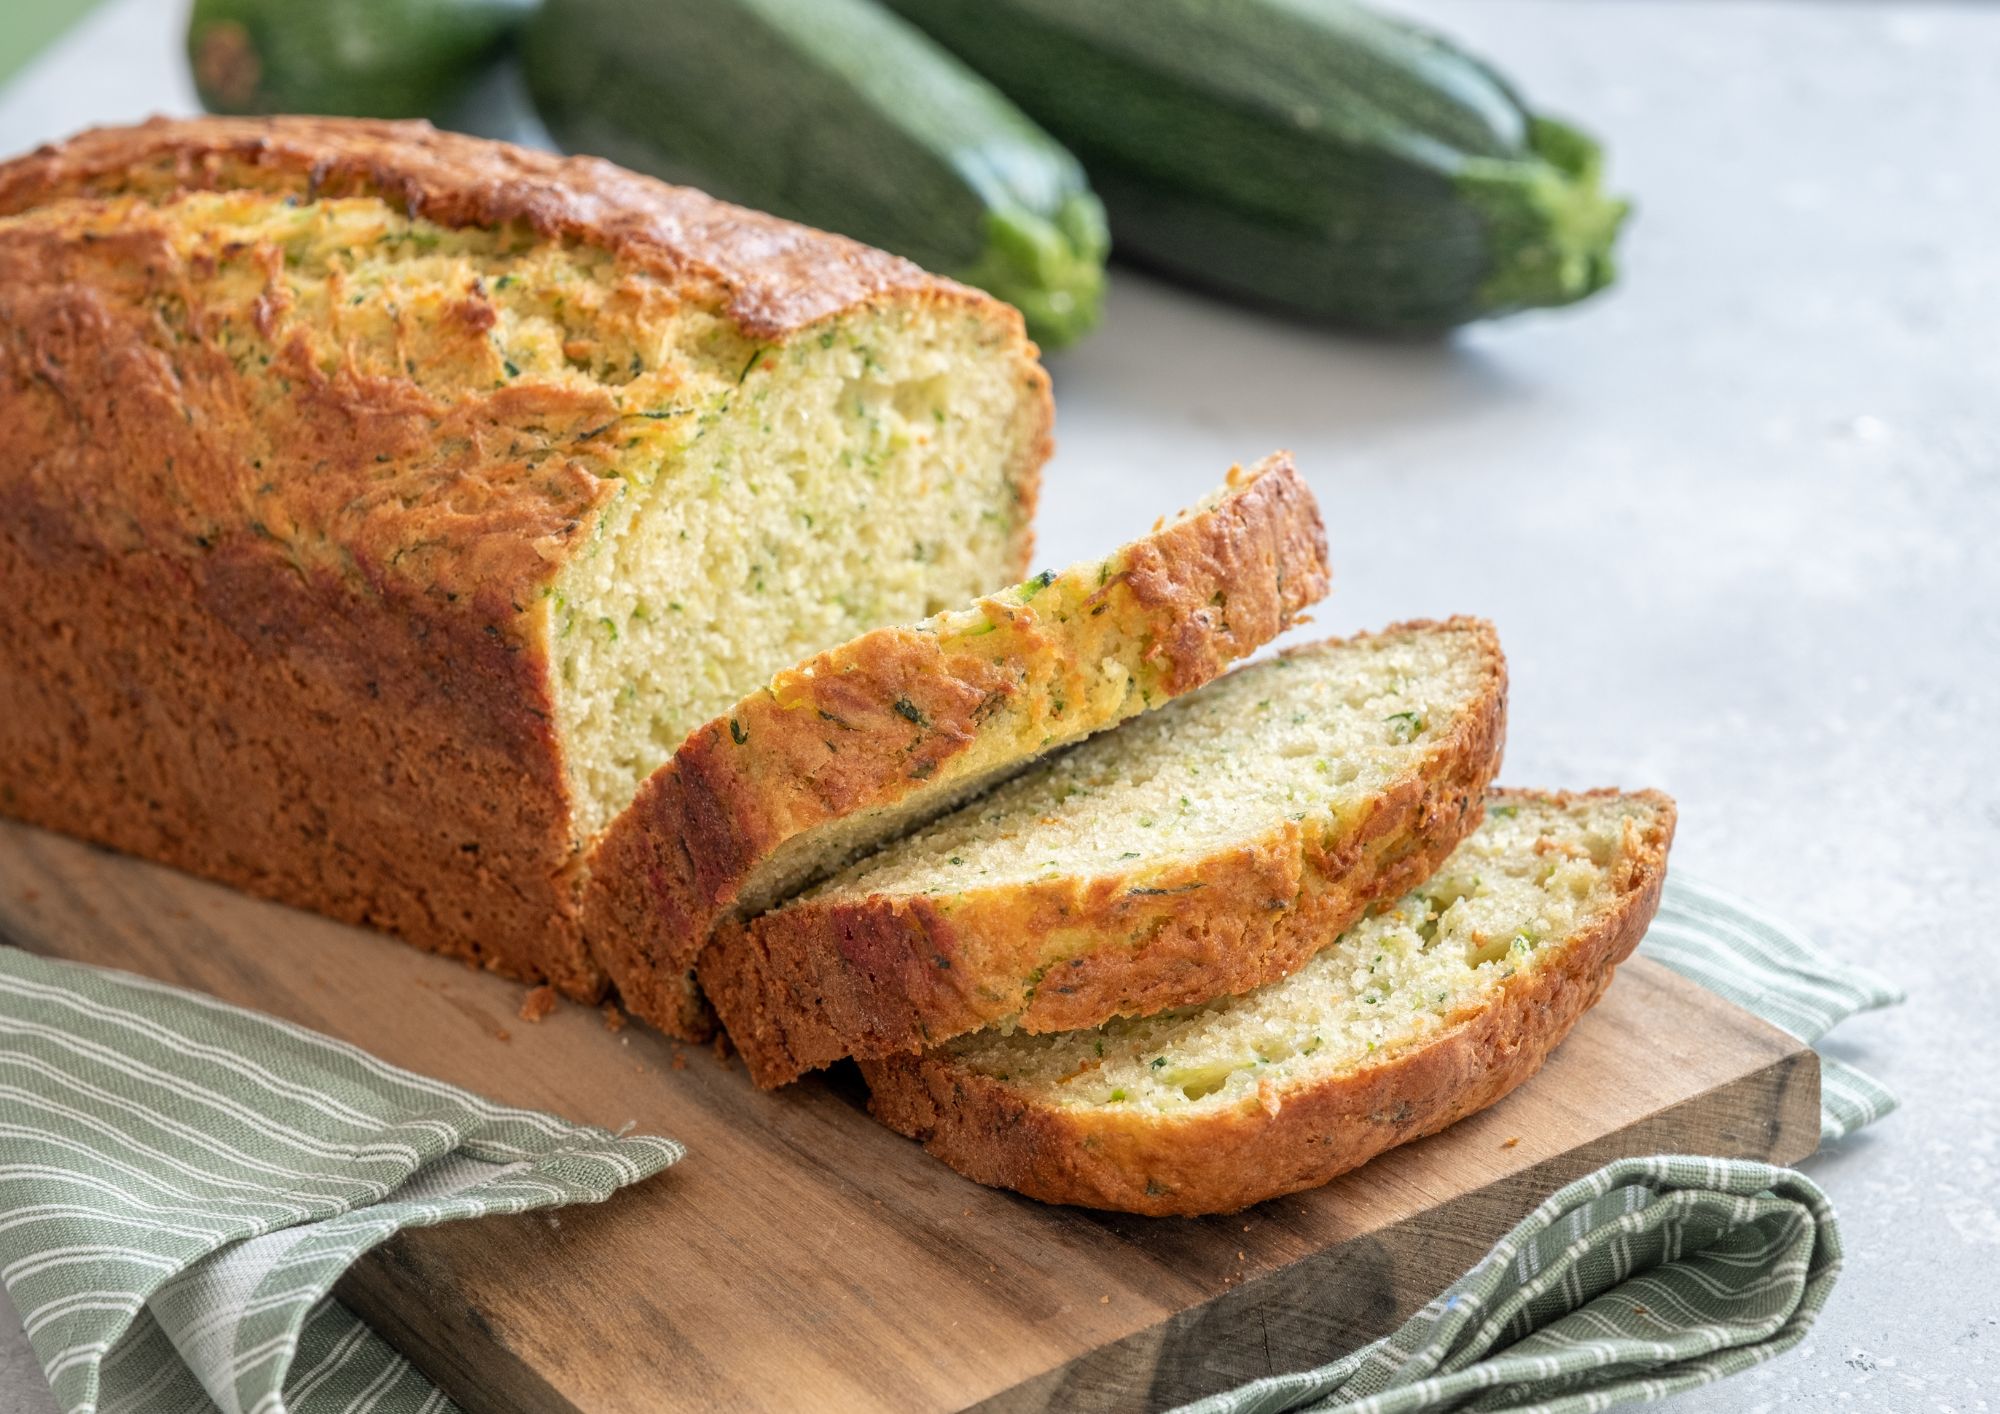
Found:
[1457,115,1630,316]
[954,193,1110,350]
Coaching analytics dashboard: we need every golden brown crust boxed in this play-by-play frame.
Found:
[595,454,1331,1040]
[863,789,1677,1216]
[708,619,1507,1088]
[0,118,1048,1004]
[0,116,1001,345]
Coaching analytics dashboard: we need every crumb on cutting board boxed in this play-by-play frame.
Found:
[519,985,559,1023]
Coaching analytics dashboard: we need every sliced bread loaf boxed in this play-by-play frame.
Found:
[0,118,1050,998]
[864,789,1676,1215]
[705,618,1508,1087]
[587,453,1330,1039]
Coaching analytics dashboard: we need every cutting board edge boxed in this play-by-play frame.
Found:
[337,1240,579,1414]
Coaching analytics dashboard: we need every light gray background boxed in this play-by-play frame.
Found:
[1,1,1994,1410]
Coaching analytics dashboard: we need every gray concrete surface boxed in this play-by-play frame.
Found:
[2,1,1995,1410]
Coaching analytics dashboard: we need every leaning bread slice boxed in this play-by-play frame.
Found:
[705,618,1507,1086]
[864,789,1676,1215]
[587,453,1330,1039]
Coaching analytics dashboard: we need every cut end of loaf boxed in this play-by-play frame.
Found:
[551,297,1047,842]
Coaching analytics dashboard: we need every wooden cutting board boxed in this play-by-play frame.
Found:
[0,820,1820,1413]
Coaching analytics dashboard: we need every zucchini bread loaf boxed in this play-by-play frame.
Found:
[588,453,1330,1039]
[0,117,1051,998]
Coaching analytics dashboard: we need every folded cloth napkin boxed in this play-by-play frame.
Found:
[0,947,681,1414]
[1170,872,1903,1414]
[1173,1156,1840,1414]
[2,872,1899,1414]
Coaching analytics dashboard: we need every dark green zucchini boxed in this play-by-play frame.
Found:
[521,0,1107,348]
[188,0,536,121]
[880,0,1628,330]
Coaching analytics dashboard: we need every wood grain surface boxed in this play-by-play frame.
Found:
[0,819,1822,1413]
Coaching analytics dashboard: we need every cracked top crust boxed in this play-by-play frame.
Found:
[0,116,1003,343]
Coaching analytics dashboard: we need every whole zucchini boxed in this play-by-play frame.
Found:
[521,0,1108,348]
[880,0,1629,331]
[188,0,536,121]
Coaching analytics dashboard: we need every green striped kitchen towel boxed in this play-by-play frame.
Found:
[2,871,1898,1414]
[1172,1156,1840,1414]
[0,946,681,1414]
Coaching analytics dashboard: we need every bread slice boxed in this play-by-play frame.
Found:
[587,453,1330,1038]
[864,789,1675,1215]
[706,618,1508,1087]
[0,118,1048,998]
